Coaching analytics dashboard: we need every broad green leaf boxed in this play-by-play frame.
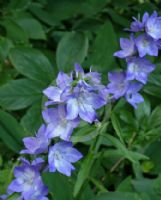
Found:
[88,21,118,72]
[0,79,43,110]
[90,192,142,200]
[21,103,43,134]
[0,125,21,153]
[0,110,27,144]
[0,36,13,60]
[42,172,73,200]
[9,47,55,85]
[132,178,161,200]
[15,15,46,40]
[106,8,130,27]
[2,19,28,43]
[117,176,133,192]
[56,32,89,72]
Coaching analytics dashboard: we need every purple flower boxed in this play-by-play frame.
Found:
[8,159,48,200]
[66,87,106,123]
[135,34,158,57]
[20,124,50,155]
[130,12,149,32]
[126,57,155,84]
[74,63,103,90]
[42,105,79,141]
[125,82,144,109]
[48,142,83,176]
[107,72,129,99]
[145,11,161,40]
[43,72,72,106]
[114,35,136,58]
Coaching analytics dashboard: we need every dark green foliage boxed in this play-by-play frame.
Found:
[1,0,161,199]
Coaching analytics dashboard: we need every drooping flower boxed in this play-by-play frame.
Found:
[145,11,161,40]
[130,12,149,32]
[125,82,144,109]
[114,35,136,58]
[107,72,129,99]
[135,34,158,57]
[48,142,83,176]
[8,159,48,200]
[42,105,79,141]
[126,57,155,84]
[20,124,50,155]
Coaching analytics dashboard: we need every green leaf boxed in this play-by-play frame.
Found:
[0,79,44,110]
[9,47,55,85]
[74,152,95,197]
[6,193,21,200]
[88,21,118,72]
[111,112,124,144]
[132,178,161,200]
[21,103,43,134]
[90,192,142,200]
[0,36,13,60]
[42,172,73,200]
[71,125,97,143]
[56,32,89,72]
[134,96,151,121]
[148,104,161,128]
[2,18,28,43]
[0,125,21,153]
[0,110,27,144]
[15,15,46,40]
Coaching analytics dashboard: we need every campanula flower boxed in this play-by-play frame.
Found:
[43,105,79,141]
[65,86,106,123]
[8,159,48,200]
[114,35,136,58]
[130,12,149,32]
[126,57,155,84]
[145,11,161,40]
[107,72,129,99]
[135,34,158,57]
[20,124,50,155]
[43,72,73,106]
[125,82,144,109]
[48,142,83,176]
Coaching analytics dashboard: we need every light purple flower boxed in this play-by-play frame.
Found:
[43,72,72,106]
[74,63,103,90]
[8,160,48,200]
[126,57,155,84]
[130,12,149,32]
[66,86,106,123]
[114,35,136,58]
[125,82,144,109]
[48,142,83,176]
[107,72,129,99]
[135,34,158,57]
[42,105,79,141]
[145,11,161,40]
[20,124,50,155]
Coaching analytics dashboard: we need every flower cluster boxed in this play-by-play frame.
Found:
[109,11,160,108]
[2,11,160,200]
